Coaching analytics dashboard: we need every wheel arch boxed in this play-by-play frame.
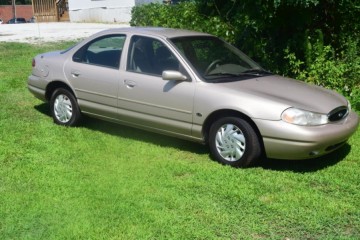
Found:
[45,81,76,101]
[202,109,265,153]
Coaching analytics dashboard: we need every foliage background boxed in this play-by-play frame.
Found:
[130,0,360,111]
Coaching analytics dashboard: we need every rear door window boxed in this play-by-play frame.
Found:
[73,35,126,69]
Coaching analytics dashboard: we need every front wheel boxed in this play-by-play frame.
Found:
[209,117,261,167]
[50,88,81,126]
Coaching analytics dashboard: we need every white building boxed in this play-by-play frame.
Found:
[68,0,162,23]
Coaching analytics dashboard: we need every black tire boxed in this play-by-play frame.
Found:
[209,117,261,167]
[50,88,81,126]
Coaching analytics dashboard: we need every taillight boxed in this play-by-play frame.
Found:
[32,58,35,67]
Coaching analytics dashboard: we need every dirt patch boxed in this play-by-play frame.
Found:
[0,22,129,43]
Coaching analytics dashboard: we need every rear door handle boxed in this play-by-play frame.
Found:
[124,79,136,88]
[71,70,81,78]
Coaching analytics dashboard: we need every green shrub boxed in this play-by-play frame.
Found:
[285,40,360,111]
[130,2,235,44]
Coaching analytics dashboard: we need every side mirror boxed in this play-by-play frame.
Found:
[162,70,187,81]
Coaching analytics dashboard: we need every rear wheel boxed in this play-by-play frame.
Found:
[209,117,261,167]
[50,88,81,126]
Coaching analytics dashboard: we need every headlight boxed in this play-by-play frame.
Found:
[281,108,328,126]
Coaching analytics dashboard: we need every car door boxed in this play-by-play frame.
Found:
[117,35,195,136]
[64,34,126,120]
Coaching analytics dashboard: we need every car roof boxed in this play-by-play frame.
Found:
[97,27,212,39]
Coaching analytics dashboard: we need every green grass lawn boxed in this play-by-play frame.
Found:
[0,42,359,240]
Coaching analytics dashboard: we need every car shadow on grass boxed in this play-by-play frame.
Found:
[35,103,351,171]
[259,144,351,173]
[83,116,209,155]
[34,103,208,156]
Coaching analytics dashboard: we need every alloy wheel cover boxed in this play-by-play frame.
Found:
[215,123,246,161]
[54,94,73,123]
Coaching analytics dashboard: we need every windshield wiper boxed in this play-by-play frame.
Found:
[206,71,265,78]
[241,69,272,75]
[206,69,272,77]
[204,72,261,82]
[206,72,241,77]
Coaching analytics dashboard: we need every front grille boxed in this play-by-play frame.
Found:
[328,106,349,122]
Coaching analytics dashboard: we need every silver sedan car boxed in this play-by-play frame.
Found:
[28,27,359,167]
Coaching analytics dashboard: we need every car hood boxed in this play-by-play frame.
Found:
[217,75,348,114]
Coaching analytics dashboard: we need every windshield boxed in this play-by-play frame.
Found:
[170,36,270,82]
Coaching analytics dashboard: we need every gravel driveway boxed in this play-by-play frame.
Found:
[0,22,129,43]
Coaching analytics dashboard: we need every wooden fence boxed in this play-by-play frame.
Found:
[32,0,68,22]
[32,0,56,22]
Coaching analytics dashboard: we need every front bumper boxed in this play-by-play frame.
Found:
[254,111,359,159]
